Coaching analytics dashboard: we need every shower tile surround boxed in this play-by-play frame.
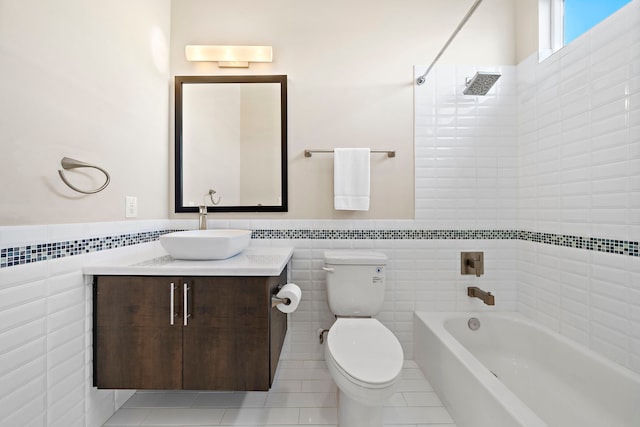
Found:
[514,0,640,370]
[1,1,638,425]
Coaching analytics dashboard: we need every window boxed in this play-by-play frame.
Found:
[564,0,633,44]
[539,0,633,61]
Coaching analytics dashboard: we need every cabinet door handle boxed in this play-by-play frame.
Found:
[183,283,191,326]
[170,282,176,325]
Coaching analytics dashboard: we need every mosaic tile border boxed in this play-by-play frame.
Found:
[1,228,637,268]
[250,229,520,240]
[250,229,638,256]
[0,230,180,269]
[517,231,638,257]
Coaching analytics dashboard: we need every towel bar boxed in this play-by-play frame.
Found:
[304,149,395,158]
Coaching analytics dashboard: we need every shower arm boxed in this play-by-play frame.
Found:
[416,0,484,86]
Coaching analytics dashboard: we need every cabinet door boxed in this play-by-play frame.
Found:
[94,276,183,389]
[182,276,271,390]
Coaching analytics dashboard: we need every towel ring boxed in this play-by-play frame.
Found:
[58,157,111,194]
[208,189,221,205]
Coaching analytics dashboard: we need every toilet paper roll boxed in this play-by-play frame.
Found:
[275,283,302,313]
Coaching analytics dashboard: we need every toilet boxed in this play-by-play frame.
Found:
[323,250,404,427]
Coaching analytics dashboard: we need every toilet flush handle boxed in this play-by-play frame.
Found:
[322,266,335,273]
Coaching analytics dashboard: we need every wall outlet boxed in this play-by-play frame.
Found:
[125,196,138,218]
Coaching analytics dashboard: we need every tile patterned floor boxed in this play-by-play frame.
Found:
[103,360,457,427]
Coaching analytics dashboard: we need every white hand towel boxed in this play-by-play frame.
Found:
[334,148,370,211]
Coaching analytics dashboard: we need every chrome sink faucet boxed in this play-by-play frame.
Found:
[198,205,207,230]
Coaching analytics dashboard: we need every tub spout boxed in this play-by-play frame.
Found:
[467,286,495,306]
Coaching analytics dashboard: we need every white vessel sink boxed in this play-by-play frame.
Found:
[159,229,252,260]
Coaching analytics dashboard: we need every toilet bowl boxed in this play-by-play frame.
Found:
[325,318,403,427]
[323,250,404,427]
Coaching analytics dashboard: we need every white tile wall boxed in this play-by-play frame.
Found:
[276,235,518,362]
[518,2,638,241]
[0,220,171,427]
[414,64,518,229]
[516,0,640,373]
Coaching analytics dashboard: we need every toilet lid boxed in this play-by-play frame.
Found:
[324,250,388,265]
[326,318,403,386]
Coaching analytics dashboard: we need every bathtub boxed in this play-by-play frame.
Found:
[414,312,640,427]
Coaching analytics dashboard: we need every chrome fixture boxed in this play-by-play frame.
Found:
[468,317,480,331]
[463,72,501,95]
[208,189,221,205]
[58,157,110,194]
[305,148,396,158]
[461,251,484,277]
[168,282,193,326]
[317,328,330,344]
[416,0,484,85]
[467,286,495,305]
[183,283,191,326]
[271,295,291,308]
[169,283,178,325]
[198,205,207,230]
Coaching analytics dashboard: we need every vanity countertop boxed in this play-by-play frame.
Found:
[84,245,293,277]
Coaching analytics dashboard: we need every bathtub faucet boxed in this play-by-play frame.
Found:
[467,286,495,306]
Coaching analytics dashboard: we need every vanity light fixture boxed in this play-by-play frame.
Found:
[185,45,273,68]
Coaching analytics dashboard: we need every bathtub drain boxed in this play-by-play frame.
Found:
[468,317,480,331]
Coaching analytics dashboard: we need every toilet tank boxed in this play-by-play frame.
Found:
[324,250,387,316]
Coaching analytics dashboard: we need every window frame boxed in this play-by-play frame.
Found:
[539,0,564,62]
[539,0,632,62]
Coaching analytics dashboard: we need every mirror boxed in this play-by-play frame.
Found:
[175,75,287,212]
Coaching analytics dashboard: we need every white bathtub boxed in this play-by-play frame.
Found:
[414,312,640,427]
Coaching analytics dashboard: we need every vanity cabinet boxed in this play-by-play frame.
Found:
[93,269,287,390]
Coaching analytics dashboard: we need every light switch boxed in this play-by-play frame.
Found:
[125,196,138,218]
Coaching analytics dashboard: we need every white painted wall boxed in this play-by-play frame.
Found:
[169,0,519,220]
[0,0,171,226]
[0,0,172,424]
[0,0,530,224]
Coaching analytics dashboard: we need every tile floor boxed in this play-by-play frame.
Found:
[103,360,457,427]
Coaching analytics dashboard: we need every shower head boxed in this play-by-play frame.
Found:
[463,72,501,96]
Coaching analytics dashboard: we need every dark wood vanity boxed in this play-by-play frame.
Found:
[92,268,287,391]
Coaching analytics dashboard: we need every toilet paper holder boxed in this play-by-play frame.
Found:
[271,283,301,313]
[271,295,291,308]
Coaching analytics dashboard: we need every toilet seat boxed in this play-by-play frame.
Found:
[326,318,403,389]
